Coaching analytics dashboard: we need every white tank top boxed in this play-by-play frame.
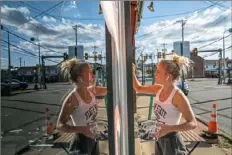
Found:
[70,88,98,126]
[154,86,182,126]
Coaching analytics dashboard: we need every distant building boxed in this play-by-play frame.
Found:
[173,41,190,58]
[189,52,205,78]
[68,45,84,60]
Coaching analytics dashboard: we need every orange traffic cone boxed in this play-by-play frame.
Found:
[208,103,218,134]
[44,107,54,136]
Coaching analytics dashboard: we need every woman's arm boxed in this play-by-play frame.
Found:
[171,90,197,131]
[56,93,94,138]
[132,64,162,95]
[89,86,107,97]
[158,90,197,138]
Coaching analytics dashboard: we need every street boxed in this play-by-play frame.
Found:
[1,83,72,155]
[1,79,231,155]
[187,78,232,137]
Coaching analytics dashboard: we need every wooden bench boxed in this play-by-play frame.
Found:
[53,132,74,155]
[180,130,206,155]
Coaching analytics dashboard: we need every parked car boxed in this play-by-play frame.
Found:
[1,83,11,95]
[177,80,189,96]
[11,79,28,90]
[2,80,21,90]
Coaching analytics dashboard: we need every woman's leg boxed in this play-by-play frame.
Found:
[78,134,99,155]
[159,132,187,155]
[69,134,80,152]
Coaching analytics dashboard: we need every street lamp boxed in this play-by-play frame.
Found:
[147,2,154,12]
[98,4,103,14]
[1,24,12,95]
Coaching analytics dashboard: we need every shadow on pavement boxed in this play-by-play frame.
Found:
[1,105,58,116]
[190,97,232,105]
[1,99,62,107]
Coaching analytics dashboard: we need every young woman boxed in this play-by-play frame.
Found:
[133,54,197,155]
[56,58,107,155]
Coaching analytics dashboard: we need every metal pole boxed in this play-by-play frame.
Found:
[19,57,22,67]
[223,34,225,83]
[142,56,144,85]
[124,1,134,153]
[73,25,78,57]
[38,41,41,88]
[105,23,115,155]
[218,49,222,85]
[180,20,185,91]
[7,29,12,94]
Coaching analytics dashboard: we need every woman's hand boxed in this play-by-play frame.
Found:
[78,126,95,139]
[132,63,136,73]
[156,123,172,139]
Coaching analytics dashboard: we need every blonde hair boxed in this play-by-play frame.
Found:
[160,54,193,81]
[60,58,89,83]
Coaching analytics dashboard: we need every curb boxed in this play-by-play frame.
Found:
[195,115,232,141]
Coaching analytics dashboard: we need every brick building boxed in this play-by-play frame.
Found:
[189,52,205,78]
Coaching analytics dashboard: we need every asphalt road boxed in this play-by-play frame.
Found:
[144,78,232,136]
[1,79,231,155]
[1,83,72,155]
[187,78,232,137]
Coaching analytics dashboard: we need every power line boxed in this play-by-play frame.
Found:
[18,2,63,28]
[198,34,231,49]
[1,39,37,56]
[19,1,104,21]
[202,52,218,58]
[205,1,229,10]
[1,44,38,59]
[1,27,63,54]
[191,15,229,40]
[1,39,59,63]
[136,2,223,39]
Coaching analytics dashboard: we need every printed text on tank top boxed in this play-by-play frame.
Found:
[153,86,181,126]
[70,88,98,126]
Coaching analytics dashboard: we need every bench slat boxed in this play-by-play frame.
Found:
[181,131,191,142]
[55,133,73,143]
[181,130,205,142]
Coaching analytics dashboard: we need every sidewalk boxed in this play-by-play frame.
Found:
[19,96,231,155]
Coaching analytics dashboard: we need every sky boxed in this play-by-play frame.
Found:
[0,1,231,69]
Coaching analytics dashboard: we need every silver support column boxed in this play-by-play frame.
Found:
[104,1,133,155]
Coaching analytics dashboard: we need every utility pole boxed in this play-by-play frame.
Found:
[73,25,78,57]
[177,19,186,91]
[161,42,167,59]
[24,60,25,67]
[7,27,12,94]
[157,49,159,63]
[142,55,144,85]
[218,49,222,85]
[19,57,22,67]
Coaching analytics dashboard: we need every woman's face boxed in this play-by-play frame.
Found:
[155,63,171,85]
[78,65,94,86]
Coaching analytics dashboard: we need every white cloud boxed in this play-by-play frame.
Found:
[0,5,30,27]
[42,16,56,23]
[137,7,232,60]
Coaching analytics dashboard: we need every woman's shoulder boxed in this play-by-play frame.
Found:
[64,90,79,107]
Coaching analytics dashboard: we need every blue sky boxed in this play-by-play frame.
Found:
[1,1,231,68]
